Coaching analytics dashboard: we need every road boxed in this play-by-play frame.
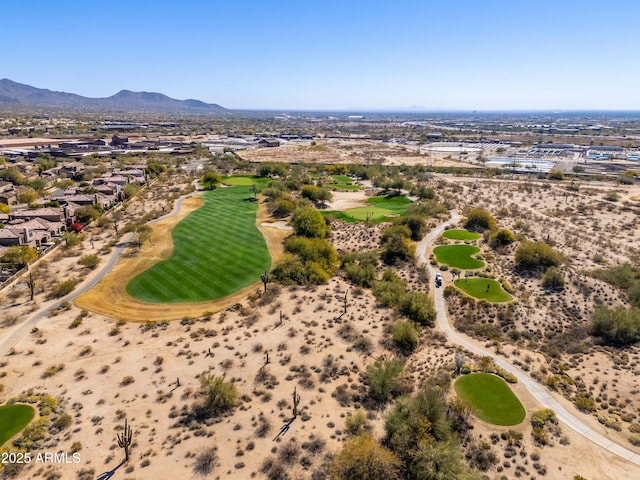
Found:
[0,189,195,358]
[417,213,640,467]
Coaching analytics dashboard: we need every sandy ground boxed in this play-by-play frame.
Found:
[324,190,368,210]
[2,166,640,479]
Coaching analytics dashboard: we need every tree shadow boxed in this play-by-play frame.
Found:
[96,458,126,480]
[273,417,296,442]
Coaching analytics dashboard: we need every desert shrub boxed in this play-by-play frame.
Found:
[373,270,434,326]
[78,254,101,269]
[398,291,435,326]
[541,266,565,288]
[345,410,369,436]
[397,215,428,241]
[330,433,402,480]
[384,387,473,477]
[629,282,640,308]
[515,241,562,271]
[292,206,330,238]
[193,447,218,477]
[574,395,596,412]
[198,374,238,416]
[343,262,376,288]
[391,320,419,353]
[366,359,405,403]
[272,199,297,218]
[272,236,338,285]
[591,306,640,346]
[589,263,640,290]
[530,408,557,428]
[48,279,77,298]
[284,236,338,273]
[488,228,515,248]
[547,169,564,180]
[380,225,414,265]
[464,208,496,232]
[373,269,408,307]
[301,185,332,203]
[406,199,448,217]
[52,413,73,430]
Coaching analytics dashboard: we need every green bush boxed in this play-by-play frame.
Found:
[397,215,428,241]
[531,408,557,428]
[542,266,565,288]
[464,208,497,232]
[301,184,332,203]
[292,206,330,238]
[398,291,435,326]
[488,228,515,248]
[198,374,238,416]
[366,359,405,403]
[330,433,402,480]
[391,321,419,353]
[515,241,562,270]
[345,410,369,436]
[380,226,415,265]
[589,263,639,290]
[574,395,596,412]
[272,236,338,285]
[272,199,297,218]
[78,254,101,269]
[49,279,77,299]
[344,262,376,288]
[591,306,640,346]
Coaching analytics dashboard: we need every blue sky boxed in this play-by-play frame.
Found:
[3,0,640,110]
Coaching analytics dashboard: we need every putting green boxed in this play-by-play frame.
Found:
[443,229,480,241]
[126,184,271,303]
[433,244,484,269]
[323,195,411,222]
[454,278,512,302]
[454,373,525,426]
[0,404,35,446]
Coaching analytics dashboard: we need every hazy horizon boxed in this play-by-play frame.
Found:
[4,0,640,111]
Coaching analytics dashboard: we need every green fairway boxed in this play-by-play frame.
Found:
[443,229,480,241]
[454,278,512,302]
[454,373,525,426]
[326,175,360,191]
[433,244,484,269]
[0,404,35,446]
[323,195,411,222]
[127,185,271,303]
[221,175,270,187]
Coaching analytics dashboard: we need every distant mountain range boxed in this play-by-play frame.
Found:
[0,79,227,114]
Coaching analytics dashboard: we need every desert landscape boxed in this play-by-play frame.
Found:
[1,139,639,480]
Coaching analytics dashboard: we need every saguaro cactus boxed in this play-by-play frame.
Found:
[292,386,301,418]
[117,418,133,462]
[261,271,270,293]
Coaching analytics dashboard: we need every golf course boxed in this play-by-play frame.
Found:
[433,244,485,269]
[323,194,411,222]
[454,278,512,302]
[0,404,35,446]
[126,182,271,303]
[442,229,480,241]
[454,373,525,426]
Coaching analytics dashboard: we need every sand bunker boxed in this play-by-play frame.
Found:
[260,220,293,230]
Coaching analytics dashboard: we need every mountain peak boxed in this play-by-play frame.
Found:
[0,79,227,114]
